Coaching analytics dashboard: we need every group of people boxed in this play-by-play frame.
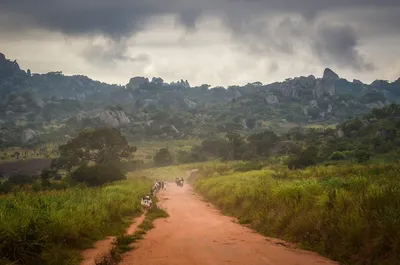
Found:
[175,177,184,187]
[141,180,167,210]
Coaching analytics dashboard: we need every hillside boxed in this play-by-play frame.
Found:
[1,52,399,147]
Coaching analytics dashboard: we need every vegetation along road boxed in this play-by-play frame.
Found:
[120,183,337,265]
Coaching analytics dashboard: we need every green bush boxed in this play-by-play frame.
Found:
[70,164,125,187]
[0,179,151,265]
[195,163,400,265]
[330,151,346,161]
[153,148,173,166]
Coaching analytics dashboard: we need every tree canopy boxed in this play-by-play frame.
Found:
[52,128,136,171]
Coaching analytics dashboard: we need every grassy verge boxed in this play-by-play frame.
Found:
[0,179,152,265]
[96,205,169,265]
[194,162,400,265]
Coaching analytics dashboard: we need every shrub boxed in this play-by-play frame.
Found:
[8,174,34,186]
[354,150,371,163]
[330,151,346,161]
[0,180,13,194]
[70,164,125,187]
[153,148,173,166]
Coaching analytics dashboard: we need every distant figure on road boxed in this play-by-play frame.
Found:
[141,195,152,210]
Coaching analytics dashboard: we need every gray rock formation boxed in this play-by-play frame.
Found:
[98,110,130,127]
[126,76,149,90]
[265,95,279,104]
[322,68,339,81]
[184,98,197,108]
[21,129,38,144]
[309,100,318,108]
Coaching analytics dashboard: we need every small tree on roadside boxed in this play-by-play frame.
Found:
[153,148,173,166]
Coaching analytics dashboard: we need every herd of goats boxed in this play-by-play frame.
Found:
[140,177,185,209]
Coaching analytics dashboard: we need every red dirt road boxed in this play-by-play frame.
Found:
[121,184,338,265]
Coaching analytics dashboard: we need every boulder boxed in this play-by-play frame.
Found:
[184,98,197,108]
[98,110,130,127]
[265,95,279,104]
[322,68,339,81]
[127,76,149,90]
[309,100,318,108]
[21,129,38,144]
[337,129,345,138]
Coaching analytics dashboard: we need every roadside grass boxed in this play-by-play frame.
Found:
[194,162,400,265]
[0,179,152,265]
[95,205,169,265]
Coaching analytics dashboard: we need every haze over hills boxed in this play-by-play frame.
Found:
[1,52,399,147]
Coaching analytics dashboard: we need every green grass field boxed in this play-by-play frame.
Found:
[193,162,400,265]
[0,179,152,265]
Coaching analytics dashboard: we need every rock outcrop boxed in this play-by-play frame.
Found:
[97,110,130,127]
[0,53,27,81]
[184,99,197,108]
[126,76,149,90]
[265,95,279,104]
[21,128,38,144]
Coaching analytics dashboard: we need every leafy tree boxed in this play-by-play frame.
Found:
[247,130,279,157]
[70,164,125,186]
[53,128,136,170]
[330,151,346,161]
[8,174,33,186]
[0,180,13,194]
[355,150,371,163]
[154,148,173,166]
[226,132,245,160]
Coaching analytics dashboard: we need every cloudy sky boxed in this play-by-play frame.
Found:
[1,0,399,86]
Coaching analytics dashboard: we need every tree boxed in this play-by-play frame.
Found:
[70,164,125,186]
[330,151,346,161]
[247,130,279,157]
[226,132,246,160]
[355,150,371,163]
[53,128,136,170]
[153,148,173,166]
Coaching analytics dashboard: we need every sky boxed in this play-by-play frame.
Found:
[0,0,400,87]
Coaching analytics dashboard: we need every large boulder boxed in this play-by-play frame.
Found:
[98,110,130,127]
[322,68,339,81]
[126,76,149,90]
[184,98,197,108]
[21,128,38,144]
[265,95,279,104]
[0,53,26,80]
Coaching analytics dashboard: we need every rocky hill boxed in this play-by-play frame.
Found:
[0,52,399,147]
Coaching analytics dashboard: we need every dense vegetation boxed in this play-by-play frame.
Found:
[178,104,400,167]
[0,179,152,265]
[193,162,400,265]
[2,52,400,148]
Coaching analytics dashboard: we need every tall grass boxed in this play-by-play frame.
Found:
[0,179,152,265]
[194,163,400,265]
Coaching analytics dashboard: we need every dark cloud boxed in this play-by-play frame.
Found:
[0,0,398,72]
[1,0,399,38]
[312,24,374,71]
[82,40,150,65]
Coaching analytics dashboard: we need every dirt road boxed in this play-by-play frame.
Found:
[121,184,338,265]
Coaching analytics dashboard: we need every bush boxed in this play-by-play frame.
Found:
[70,164,125,186]
[0,180,13,194]
[355,150,371,163]
[153,148,173,166]
[195,164,400,265]
[8,174,34,186]
[232,161,262,172]
[0,180,151,265]
[330,151,346,161]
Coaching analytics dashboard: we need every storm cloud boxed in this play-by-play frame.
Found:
[0,0,399,85]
